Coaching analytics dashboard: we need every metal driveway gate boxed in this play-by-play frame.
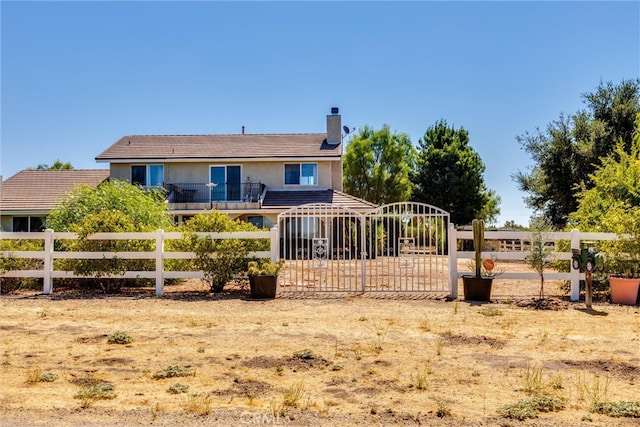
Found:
[277,202,451,293]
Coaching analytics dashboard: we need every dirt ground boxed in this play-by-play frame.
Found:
[1,275,639,427]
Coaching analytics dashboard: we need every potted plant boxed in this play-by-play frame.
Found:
[462,219,495,302]
[247,259,284,299]
[603,234,640,305]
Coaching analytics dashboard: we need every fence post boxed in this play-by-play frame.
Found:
[570,229,580,302]
[448,223,458,299]
[43,229,54,295]
[155,229,164,297]
[270,225,279,262]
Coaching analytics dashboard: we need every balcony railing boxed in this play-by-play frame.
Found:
[163,182,265,204]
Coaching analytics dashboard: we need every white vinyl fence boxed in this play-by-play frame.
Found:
[0,229,277,296]
[449,225,618,301]
[1,227,621,301]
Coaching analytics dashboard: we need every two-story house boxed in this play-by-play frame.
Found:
[95,108,376,228]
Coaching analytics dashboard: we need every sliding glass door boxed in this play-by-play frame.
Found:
[210,165,241,201]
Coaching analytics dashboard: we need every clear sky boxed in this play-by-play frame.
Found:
[1,1,638,226]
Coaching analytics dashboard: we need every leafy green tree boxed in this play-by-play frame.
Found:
[411,120,500,225]
[514,79,640,228]
[29,159,74,170]
[502,220,526,230]
[46,180,173,292]
[569,113,640,276]
[47,180,172,232]
[343,125,416,204]
[180,211,267,293]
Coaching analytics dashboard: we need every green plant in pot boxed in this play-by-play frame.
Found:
[462,219,495,302]
[247,259,284,299]
[602,234,640,305]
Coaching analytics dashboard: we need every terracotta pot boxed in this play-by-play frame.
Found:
[249,275,278,299]
[608,276,640,305]
[462,276,494,302]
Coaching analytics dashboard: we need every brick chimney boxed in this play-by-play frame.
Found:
[326,107,341,145]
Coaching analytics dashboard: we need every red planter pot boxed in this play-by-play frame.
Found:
[608,277,640,305]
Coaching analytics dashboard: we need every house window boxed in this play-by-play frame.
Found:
[131,165,164,187]
[12,216,45,232]
[284,163,317,185]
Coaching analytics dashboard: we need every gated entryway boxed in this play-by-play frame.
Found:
[277,202,452,293]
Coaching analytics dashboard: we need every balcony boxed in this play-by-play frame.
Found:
[164,182,265,210]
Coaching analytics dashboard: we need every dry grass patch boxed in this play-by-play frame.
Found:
[1,284,639,426]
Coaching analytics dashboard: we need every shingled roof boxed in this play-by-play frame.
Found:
[0,169,110,212]
[262,190,378,212]
[95,134,341,161]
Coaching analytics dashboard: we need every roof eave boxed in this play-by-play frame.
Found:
[96,156,342,163]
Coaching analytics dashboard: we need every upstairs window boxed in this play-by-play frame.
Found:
[131,165,164,187]
[284,163,317,185]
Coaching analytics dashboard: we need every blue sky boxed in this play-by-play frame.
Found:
[1,1,638,226]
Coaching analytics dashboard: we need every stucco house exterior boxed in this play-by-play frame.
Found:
[95,108,376,227]
[0,169,110,231]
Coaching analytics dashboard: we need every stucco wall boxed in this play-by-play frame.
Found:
[108,160,342,190]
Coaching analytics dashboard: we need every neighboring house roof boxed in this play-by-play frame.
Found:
[0,169,110,213]
[95,134,341,162]
[262,190,378,212]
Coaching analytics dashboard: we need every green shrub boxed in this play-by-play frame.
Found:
[107,331,133,345]
[46,180,173,292]
[38,372,59,382]
[167,383,190,394]
[180,211,265,293]
[499,396,565,420]
[592,401,640,418]
[0,239,44,294]
[152,365,195,379]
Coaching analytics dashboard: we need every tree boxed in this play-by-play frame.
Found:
[514,79,640,228]
[525,217,554,303]
[46,180,173,292]
[569,113,640,276]
[343,125,416,204]
[411,119,500,225]
[29,159,74,170]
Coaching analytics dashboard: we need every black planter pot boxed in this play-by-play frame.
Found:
[249,275,278,299]
[462,276,494,302]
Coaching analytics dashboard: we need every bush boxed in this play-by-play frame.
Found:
[107,331,133,345]
[592,401,640,418]
[167,383,190,394]
[152,365,195,379]
[38,372,59,382]
[0,239,44,294]
[180,211,266,293]
[46,180,173,292]
[499,396,565,420]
